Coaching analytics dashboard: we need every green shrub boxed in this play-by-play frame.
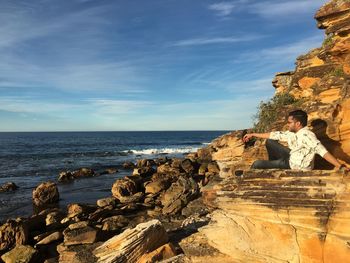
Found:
[329,67,345,78]
[253,93,301,132]
[322,35,333,47]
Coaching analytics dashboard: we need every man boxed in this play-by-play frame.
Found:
[243,110,347,171]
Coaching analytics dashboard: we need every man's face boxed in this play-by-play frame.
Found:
[287,116,299,132]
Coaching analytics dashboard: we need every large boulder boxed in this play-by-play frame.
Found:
[32,182,59,207]
[94,219,168,263]
[161,176,199,215]
[0,220,29,253]
[111,177,138,201]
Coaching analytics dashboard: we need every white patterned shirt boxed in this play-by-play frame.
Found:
[269,127,328,170]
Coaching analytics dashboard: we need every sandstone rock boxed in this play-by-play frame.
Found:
[180,159,197,174]
[157,163,181,176]
[94,219,168,263]
[63,224,99,246]
[32,182,59,207]
[132,167,155,177]
[74,168,95,178]
[0,219,29,252]
[170,158,183,169]
[58,168,96,182]
[46,211,65,227]
[101,215,129,231]
[35,231,63,247]
[0,182,18,193]
[161,176,199,215]
[1,245,38,263]
[207,161,220,174]
[58,171,75,182]
[118,191,144,204]
[96,197,116,208]
[137,159,156,167]
[57,243,99,263]
[67,203,97,218]
[111,177,138,201]
[145,179,171,194]
[138,243,177,263]
[200,169,350,262]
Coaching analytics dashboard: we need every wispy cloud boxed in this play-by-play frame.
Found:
[171,35,263,47]
[250,0,328,18]
[208,2,235,17]
[234,34,323,64]
[89,99,153,115]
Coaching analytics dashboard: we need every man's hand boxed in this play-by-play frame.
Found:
[336,164,350,173]
[243,133,255,142]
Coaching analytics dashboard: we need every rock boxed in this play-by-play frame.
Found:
[145,180,171,194]
[157,164,181,176]
[74,168,95,178]
[101,215,129,231]
[180,159,196,174]
[0,219,29,252]
[35,231,63,247]
[96,197,116,208]
[58,171,75,182]
[207,161,220,174]
[67,203,97,218]
[32,182,59,207]
[94,219,168,263]
[161,176,199,215]
[100,168,118,175]
[1,245,39,263]
[0,182,18,193]
[111,177,138,201]
[200,169,350,262]
[198,163,208,176]
[137,159,155,167]
[123,161,135,169]
[132,167,155,177]
[57,243,99,263]
[46,211,65,227]
[155,157,170,166]
[171,158,183,169]
[63,224,99,246]
[118,192,144,204]
[138,243,177,263]
[58,168,96,182]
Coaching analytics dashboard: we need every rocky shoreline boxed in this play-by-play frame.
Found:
[0,151,221,263]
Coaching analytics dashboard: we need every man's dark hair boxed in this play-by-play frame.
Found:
[288,110,308,127]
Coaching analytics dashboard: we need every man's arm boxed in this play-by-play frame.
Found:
[322,152,348,171]
[243,133,270,142]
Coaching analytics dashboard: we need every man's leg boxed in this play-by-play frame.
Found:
[251,158,290,169]
[266,139,290,160]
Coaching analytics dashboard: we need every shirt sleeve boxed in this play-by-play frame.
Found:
[269,131,291,142]
[302,132,328,157]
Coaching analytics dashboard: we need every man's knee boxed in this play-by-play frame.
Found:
[266,139,276,147]
[251,160,264,169]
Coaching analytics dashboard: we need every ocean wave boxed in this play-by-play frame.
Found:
[124,146,200,155]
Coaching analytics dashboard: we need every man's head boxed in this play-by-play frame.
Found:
[287,110,307,132]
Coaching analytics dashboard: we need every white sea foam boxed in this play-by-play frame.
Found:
[124,147,200,155]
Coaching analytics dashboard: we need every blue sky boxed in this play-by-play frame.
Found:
[0,0,328,131]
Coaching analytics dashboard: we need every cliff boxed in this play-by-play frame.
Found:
[200,0,350,174]
[178,1,350,262]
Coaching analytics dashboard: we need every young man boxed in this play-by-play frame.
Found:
[243,110,348,171]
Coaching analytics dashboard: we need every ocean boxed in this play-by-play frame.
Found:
[0,131,227,222]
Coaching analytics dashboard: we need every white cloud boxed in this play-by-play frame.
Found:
[171,35,263,47]
[89,99,153,115]
[208,2,236,17]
